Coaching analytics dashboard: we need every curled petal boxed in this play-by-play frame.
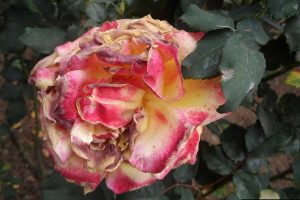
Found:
[70,119,94,145]
[41,119,72,163]
[29,64,59,90]
[173,126,203,168]
[106,162,156,194]
[77,83,145,129]
[129,94,193,173]
[172,31,204,62]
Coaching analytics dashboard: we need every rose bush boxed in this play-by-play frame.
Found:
[29,15,227,194]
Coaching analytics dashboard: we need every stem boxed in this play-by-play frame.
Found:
[19,55,45,181]
[270,168,292,181]
[261,16,284,32]
[262,64,299,82]
[160,183,199,195]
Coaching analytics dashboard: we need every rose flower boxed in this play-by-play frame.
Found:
[29,15,226,194]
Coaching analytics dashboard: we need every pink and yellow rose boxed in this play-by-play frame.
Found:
[29,15,226,194]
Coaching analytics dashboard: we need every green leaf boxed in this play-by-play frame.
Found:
[220,125,246,162]
[218,33,266,113]
[20,26,66,54]
[279,187,300,199]
[117,181,168,200]
[267,0,299,20]
[285,14,300,51]
[0,11,37,53]
[245,157,266,173]
[229,4,260,21]
[245,124,266,152]
[293,155,300,189]
[59,0,85,18]
[233,170,260,199]
[201,142,234,175]
[173,164,195,183]
[182,30,233,79]
[236,19,269,45]
[0,82,23,100]
[180,4,235,32]
[6,100,27,123]
[85,2,105,22]
[226,193,240,200]
[174,188,194,200]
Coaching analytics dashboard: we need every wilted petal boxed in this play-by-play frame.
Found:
[42,120,72,163]
[29,64,59,90]
[171,77,227,126]
[143,48,164,98]
[70,119,94,145]
[173,126,203,168]
[77,83,145,129]
[129,94,192,173]
[172,31,204,61]
[106,162,156,194]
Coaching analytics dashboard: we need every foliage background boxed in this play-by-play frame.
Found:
[0,0,300,199]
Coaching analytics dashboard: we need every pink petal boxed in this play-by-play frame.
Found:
[173,126,203,168]
[45,142,102,190]
[29,64,59,90]
[77,83,144,129]
[100,21,118,31]
[171,77,227,126]
[106,162,156,194]
[143,48,164,98]
[128,94,192,173]
[171,31,204,62]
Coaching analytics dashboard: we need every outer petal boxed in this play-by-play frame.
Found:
[77,83,145,129]
[173,126,203,168]
[172,31,204,62]
[45,142,101,191]
[42,119,72,163]
[106,162,156,194]
[171,77,227,126]
[128,94,193,173]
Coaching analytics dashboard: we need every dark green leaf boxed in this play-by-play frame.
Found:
[201,142,234,175]
[245,124,266,152]
[245,157,266,173]
[182,30,233,79]
[293,155,300,189]
[218,33,266,113]
[0,82,23,100]
[20,26,66,54]
[233,170,260,199]
[173,164,195,183]
[279,187,300,199]
[226,193,240,200]
[0,11,37,52]
[229,4,260,21]
[220,125,246,162]
[174,188,194,200]
[267,0,298,20]
[6,100,27,123]
[180,4,234,32]
[59,0,85,18]
[256,172,271,189]
[85,2,105,22]
[236,19,269,45]
[117,181,168,200]
[285,14,300,51]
